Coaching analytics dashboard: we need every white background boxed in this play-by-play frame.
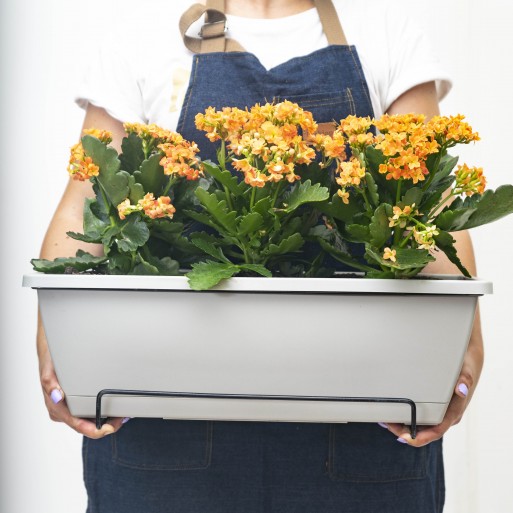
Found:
[1,1,512,512]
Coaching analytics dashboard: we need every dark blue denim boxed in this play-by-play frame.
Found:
[84,420,444,513]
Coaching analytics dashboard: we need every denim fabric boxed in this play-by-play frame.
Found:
[84,420,445,513]
[83,41,446,513]
[177,46,374,162]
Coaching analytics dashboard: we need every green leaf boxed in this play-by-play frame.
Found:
[428,154,459,189]
[317,238,375,272]
[239,264,272,277]
[190,233,231,263]
[202,160,244,196]
[435,207,477,231]
[81,135,129,207]
[238,212,264,236]
[119,132,145,173]
[365,172,379,207]
[31,251,107,274]
[455,185,513,230]
[132,260,160,275]
[365,246,434,270]
[317,193,361,222]
[402,187,423,208]
[133,153,166,196]
[346,224,370,242]
[265,233,304,257]
[128,175,145,203]
[195,188,238,234]
[184,210,221,231]
[420,175,455,213]
[369,204,392,248]
[434,230,471,277]
[284,180,329,213]
[66,231,100,243]
[116,217,150,252]
[186,260,240,290]
[107,252,132,274]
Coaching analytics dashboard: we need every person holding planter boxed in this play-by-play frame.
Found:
[36,1,483,511]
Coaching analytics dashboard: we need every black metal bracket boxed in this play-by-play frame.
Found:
[96,389,418,439]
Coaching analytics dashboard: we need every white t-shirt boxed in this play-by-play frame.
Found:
[76,0,451,129]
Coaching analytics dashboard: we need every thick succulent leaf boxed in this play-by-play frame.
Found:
[434,230,471,277]
[455,185,513,230]
[119,133,145,173]
[317,193,362,222]
[195,188,238,234]
[238,212,264,236]
[265,233,304,257]
[82,135,129,206]
[127,175,145,203]
[133,153,166,196]
[115,217,150,252]
[31,251,107,274]
[190,233,231,263]
[202,160,244,196]
[365,246,434,270]
[402,187,423,208]
[238,264,272,277]
[365,172,379,207]
[427,154,459,189]
[284,180,329,213]
[346,224,371,242]
[435,207,477,232]
[186,260,240,290]
[419,175,456,213]
[369,204,392,248]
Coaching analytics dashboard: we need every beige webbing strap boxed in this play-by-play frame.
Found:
[314,0,348,46]
[179,1,245,54]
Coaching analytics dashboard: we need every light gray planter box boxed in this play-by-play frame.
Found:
[24,273,491,426]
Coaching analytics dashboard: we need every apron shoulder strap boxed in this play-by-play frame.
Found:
[179,1,245,54]
[314,0,348,46]
[180,0,348,54]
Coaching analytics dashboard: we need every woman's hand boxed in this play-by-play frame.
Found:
[37,105,128,437]
[384,321,483,446]
[38,315,126,438]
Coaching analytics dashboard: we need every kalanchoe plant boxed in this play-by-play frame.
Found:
[32,103,513,289]
[312,114,513,278]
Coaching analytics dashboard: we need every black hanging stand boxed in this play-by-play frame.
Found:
[96,389,418,439]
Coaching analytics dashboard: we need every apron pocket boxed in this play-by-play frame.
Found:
[274,88,357,122]
[328,423,428,483]
[111,419,213,471]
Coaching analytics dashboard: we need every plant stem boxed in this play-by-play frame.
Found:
[97,179,117,227]
[162,176,178,197]
[271,181,284,208]
[428,192,455,220]
[360,188,372,214]
[250,186,257,210]
[395,178,403,205]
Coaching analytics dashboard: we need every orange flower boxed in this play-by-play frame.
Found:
[158,140,202,180]
[83,128,113,144]
[337,188,350,204]
[454,164,486,196]
[413,225,439,250]
[67,142,100,181]
[388,204,417,228]
[427,115,480,146]
[336,158,366,187]
[139,193,176,219]
[383,247,397,262]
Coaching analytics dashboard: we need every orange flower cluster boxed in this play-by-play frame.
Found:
[124,123,180,145]
[338,115,375,148]
[454,164,486,196]
[158,140,202,181]
[67,128,114,181]
[383,247,397,262]
[427,115,480,147]
[67,143,99,181]
[413,225,439,250]
[335,158,366,204]
[388,204,418,228]
[117,193,176,220]
[374,115,440,184]
[83,128,113,144]
[196,101,318,187]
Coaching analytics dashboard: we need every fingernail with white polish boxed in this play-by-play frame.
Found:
[50,389,63,404]
[397,437,408,444]
[378,422,389,429]
[121,417,132,424]
[458,383,469,397]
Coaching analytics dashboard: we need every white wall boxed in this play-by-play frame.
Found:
[1,1,512,512]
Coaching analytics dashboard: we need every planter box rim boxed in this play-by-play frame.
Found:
[23,272,493,296]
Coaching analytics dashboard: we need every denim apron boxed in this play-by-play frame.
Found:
[83,2,445,512]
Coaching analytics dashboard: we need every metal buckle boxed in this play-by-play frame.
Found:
[198,19,227,39]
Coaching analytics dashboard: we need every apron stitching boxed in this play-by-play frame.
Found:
[348,46,374,114]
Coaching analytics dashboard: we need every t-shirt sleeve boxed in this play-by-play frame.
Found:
[74,39,146,124]
[382,3,452,112]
